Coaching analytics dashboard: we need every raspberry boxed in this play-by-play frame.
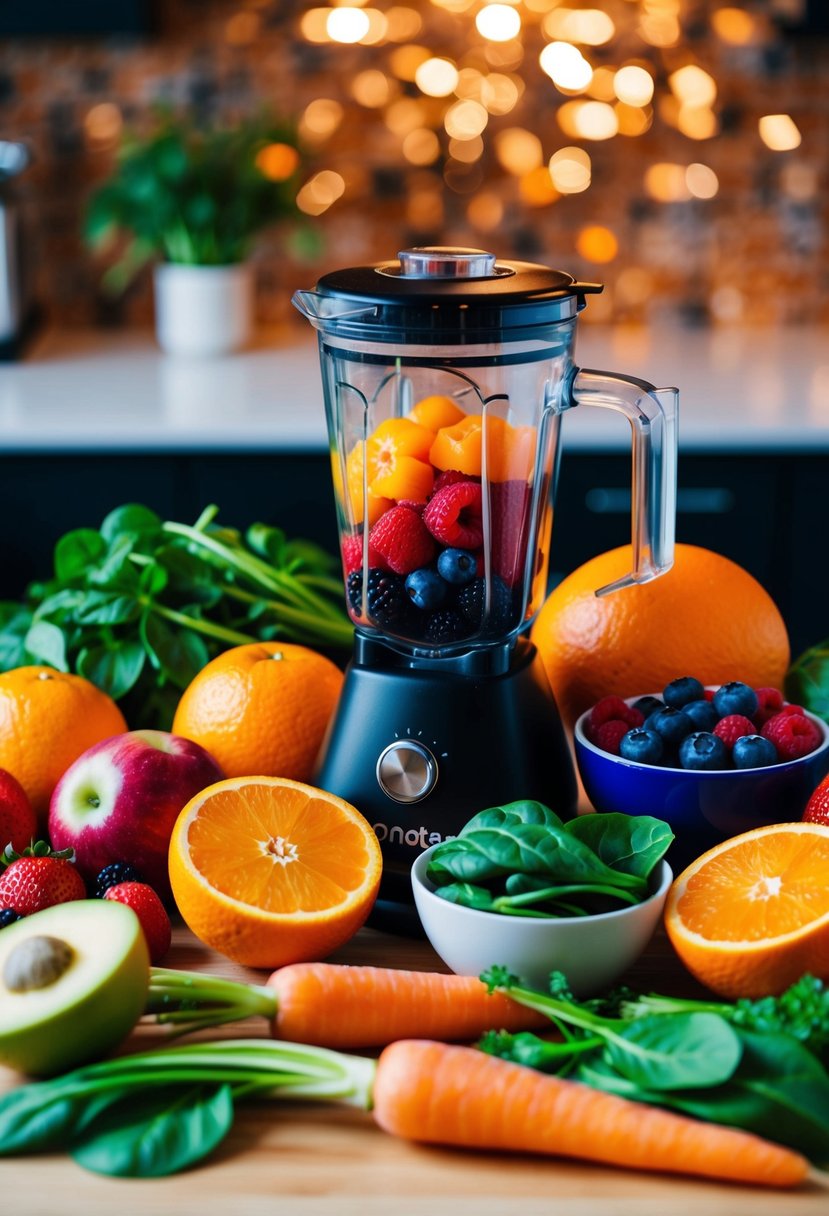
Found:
[753,687,785,727]
[369,505,436,575]
[761,712,823,761]
[490,480,531,586]
[588,696,644,737]
[430,469,477,497]
[347,568,409,626]
[423,482,484,549]
[594,720,630,755]
[341,533,380,574]
[713,714,757,751]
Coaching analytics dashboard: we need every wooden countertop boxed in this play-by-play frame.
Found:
[2,922,828,1216]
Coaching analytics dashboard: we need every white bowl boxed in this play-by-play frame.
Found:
[411,845,672,997]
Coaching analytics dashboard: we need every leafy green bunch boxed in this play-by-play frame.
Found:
[0,503,352,730]
[426,801,673,916]
[85,109,305,292]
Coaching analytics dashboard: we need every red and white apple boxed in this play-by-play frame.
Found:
[48,730,223,901]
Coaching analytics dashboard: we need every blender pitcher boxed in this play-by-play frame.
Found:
[294,248,677,930]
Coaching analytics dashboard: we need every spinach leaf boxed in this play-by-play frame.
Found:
[431,881,496,911]
[23,620,68,671]
[459,801,564,836]
[565,814,674,881]
[603,1013,742,1092]
[0,604,31,669]
[141,612,210,688]
[100,503,162,544]
[71,1084,234,1178]
[428,823,646,892]
[54,529,106,582]
[77,641,146,700]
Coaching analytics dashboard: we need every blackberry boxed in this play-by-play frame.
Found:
[95,862,144,899]
[457,576,513,632]
[0,908,21,929]
[424,609,469,644]
[346,567,408,626]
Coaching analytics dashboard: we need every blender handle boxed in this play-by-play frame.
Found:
[567,368,678,597]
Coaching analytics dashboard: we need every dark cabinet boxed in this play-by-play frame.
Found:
[0,448,825,657]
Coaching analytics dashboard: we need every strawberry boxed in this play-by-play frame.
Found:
[0,768,36,855]
[803,774,829,826]
[104,881,171,963]
[713,714,757,751]
[0,853,86,916]
[423,481,484,549]
[762,711,823,761]
[369,505,436,575]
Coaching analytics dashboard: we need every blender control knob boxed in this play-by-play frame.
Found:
[376,740,438,804]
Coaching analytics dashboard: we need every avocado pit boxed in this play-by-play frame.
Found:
[3,934,75,992]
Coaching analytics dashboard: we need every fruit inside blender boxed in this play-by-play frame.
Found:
[335,392,552,649]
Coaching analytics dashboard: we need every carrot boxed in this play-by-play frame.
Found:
[148,962,549,1047]
[372,1040,810,1189]
[267,963,548,1047]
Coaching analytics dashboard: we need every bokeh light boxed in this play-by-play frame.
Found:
[614,65,654,107]
[495,127,543,174]
[476,4,522,42]
[416,57,460,96]
[548,146,592,193]
[327,7,371,43]
[539,41,593,91]
[576,225,618,262]
[759,114,802,151]
[255,143,300,181]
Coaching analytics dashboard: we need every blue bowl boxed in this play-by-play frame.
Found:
[574,698,829,873]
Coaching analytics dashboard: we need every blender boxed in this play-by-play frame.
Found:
[293,248,677,931]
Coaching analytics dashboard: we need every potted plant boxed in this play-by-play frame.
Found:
[85,111,304,356]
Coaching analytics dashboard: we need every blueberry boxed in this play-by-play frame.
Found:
[619,728,664,765]
[663,676,705,709]
[436,548,478,586]
[712,681,759,720]
[632,695,664,718]
[679,731,729,771]
[405,567,447,611]
[645,706,696,746]
[0,908,21,929]
[732,734,779,769]
[682,699,719,732]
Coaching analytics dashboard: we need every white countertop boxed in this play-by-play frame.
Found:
[1,325,828,454]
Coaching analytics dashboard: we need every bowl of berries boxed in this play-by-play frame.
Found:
[574,678,829,871]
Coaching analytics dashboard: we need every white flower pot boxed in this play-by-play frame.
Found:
[153,263,254,356]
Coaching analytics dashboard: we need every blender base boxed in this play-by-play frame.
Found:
[316,636,578,935]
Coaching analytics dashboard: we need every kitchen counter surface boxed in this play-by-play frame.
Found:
[3,921,827,1216]
[2,324,828,454]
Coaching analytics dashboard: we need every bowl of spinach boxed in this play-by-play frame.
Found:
[411,801,673,996]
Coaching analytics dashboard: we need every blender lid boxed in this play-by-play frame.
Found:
[296,247,603,340]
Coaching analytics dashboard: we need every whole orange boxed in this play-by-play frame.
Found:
[171,642,344,782]
[531,544,790,729]
[0,666,127,823]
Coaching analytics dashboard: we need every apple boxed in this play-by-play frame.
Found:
[0,899,149,1076]
[48,730,223,902]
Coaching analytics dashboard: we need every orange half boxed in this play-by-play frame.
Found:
[664,822,829,998]
[169,777,383,969]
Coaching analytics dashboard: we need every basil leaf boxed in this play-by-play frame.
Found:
[71,1084,234,1178]
[605,1014,742,1092]
[23,620,68,671]
[246,522,286,565]
[54,529,106,583]
[100,503,162,544]
[77,641,146,699]
[88,534,140,590]
[566,814,674,882]
[141,612,210,688]
[73,592,140,627]
[0,604,32,670]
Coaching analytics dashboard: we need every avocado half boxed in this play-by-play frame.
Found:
[0,899,150,1077]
